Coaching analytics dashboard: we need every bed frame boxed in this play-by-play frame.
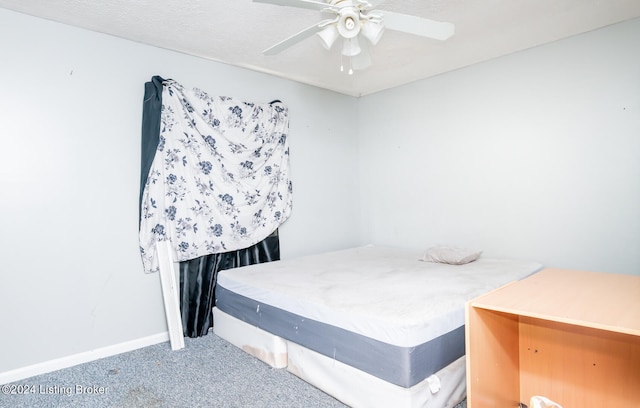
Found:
[211,246,542,407]
[213,307,467,408]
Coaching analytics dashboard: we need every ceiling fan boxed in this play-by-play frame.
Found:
[254,0,455,73]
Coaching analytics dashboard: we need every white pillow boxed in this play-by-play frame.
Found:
[422,245,482,265]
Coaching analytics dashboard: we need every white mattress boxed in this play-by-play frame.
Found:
[216,245,543,347]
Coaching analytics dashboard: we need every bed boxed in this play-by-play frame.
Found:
[212,245,543,407]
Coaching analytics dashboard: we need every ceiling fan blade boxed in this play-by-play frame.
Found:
[253,0,337,12]
[263,20,335,55]
[379,11,454,41]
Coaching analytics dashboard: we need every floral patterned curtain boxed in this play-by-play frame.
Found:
[139,78,292,274]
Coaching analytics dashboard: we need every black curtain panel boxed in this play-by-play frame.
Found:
[140,76,282,338]
[179,229,280,337]
[140,75,164,227]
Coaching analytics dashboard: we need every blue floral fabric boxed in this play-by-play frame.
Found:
[139,80,292,273]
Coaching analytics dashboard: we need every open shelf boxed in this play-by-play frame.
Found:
[465,268,640,407]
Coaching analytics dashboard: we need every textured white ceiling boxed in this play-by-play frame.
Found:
[1,0,639,96]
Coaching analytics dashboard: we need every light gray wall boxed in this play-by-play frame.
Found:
[2,6,638,379]
[357,18,640,275]
[0,9,360,373]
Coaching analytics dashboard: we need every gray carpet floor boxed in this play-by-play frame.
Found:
[1,332,467,408]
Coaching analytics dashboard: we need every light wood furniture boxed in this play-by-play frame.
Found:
[465,268,640,408]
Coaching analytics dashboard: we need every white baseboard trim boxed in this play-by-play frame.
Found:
[0,332,170,385]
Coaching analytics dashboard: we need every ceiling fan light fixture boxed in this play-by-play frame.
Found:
[341,36,361,57]
[361,20,384,45]
[336,9,361,38]
[317,25,339,50]
[351,42,372,70]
